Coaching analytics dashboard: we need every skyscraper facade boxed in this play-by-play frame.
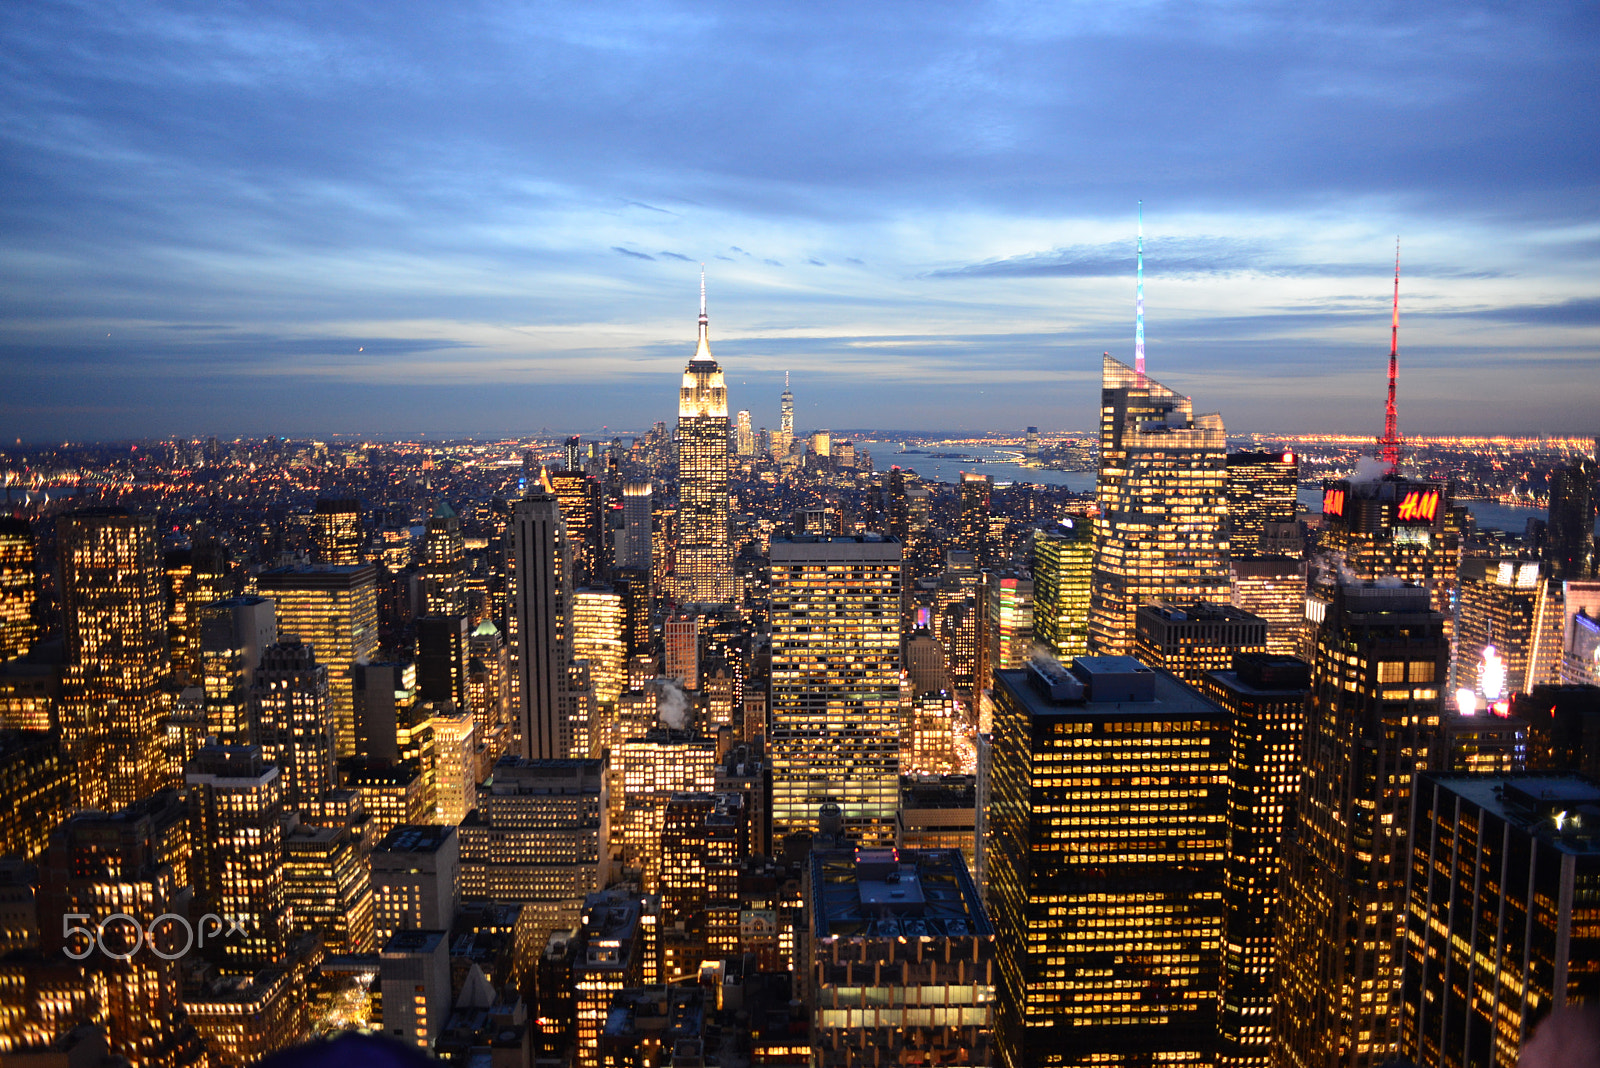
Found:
[1089,356,1229,655]
[674,281,737,606]
[1274,583,1446,1068]
[251,638,335,811]
[507,493,576,760]
[776,371,795,461]
[1545,458,1597,581]
[621,480,653,573]
[768,535,902,846]
[312,498,362,565]
[1226,450,1298,558]
[58,508,170,810]
[420,501,465,615]
[1200,655,1311,1068]
[254,564,379,760]
[1031,518,1093,660]
[990,657,1227,1068]
[0,518,37,662]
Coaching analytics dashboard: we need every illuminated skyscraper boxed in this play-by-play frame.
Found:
[546,469,604,587]
[163,538,231,689]
[284,819,374,955]
[1274,583,1446,1068]
[1402,774,1600,1068]
[982,571,1033,692]
[615,729,717,891]
[572,587,626,712]
[675,275,737,606]
[199,594,277,745]
[420,501,465,615]
[353,661,436,816]
[736,409,754,456]
[1031,518,1093,660]
[415,613,470,709]
[1229,557,1308,657]
[1199,655,1310,1068]
[0,518,37,662]
[1089,355,1228,654]
[371,823,460,948]
[990,657,1227,1068]
[254,563,379,759]
[250,638,334,812]
[507,493,576,760]
[1312,475,1459,637]
[776,370,795,460]
[621,481,653,573]
[1133,601,1267,689]
[57,508,169,810]
[1226,450,1298,558]
[312,498,362,565]
[1455,558,1540,699]
[959,473,994,563]
[0,729,74,862]
[458,755,609,946]
[40,799,208,1068]
[186,745,291,971]
[769,535,903,847]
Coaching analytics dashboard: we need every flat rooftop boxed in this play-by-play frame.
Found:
[810,848,991,941]
[996,660,1223,720]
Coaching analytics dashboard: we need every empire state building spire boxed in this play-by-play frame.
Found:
[694,263,713,361]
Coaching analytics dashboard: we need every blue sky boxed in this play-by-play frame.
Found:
[2,0,1597,441]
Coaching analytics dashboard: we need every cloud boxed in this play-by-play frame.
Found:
[658,250,693,261]
[611,247,656,260]
[1444,297,1600,326]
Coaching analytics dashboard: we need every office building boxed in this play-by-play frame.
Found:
[507,493,577,760]
[198,594,277,745]
[574,890,645,1068]
[572,587,626,712]
[312,498,362,565]
[283,820,374,955]
[1455,558,1540,699]
[39,802,207,1068]
[353,661,437,817]
[806,848,994,1067]
[371,823,460,948]
[989,657,1228,1068]
[1228,557,1307,657]
[1089,355,1229,654]
[185,745,291,971]
[1544,458,1597,581]
[675,279,737,606]
[736,409,755,456]
[250,638,335,812]
[896,774,977,871]
[547,469,604,587]
[415,613,470,709]
[664,613,699,691]
[1526,579,1600,688]
[1226,450,1298,558]
[959,473,994,563]
[340,758,429,841]
[1402,774,1600,1068]
[776,371,795,462]
[380,929,453,1050]
[254,563,380,759]
[0,729,75,862]
[1024,426,1039,463]
[769,535,903,846]
[421,501,465,615]
[901,691,960,776]
[615,730,717,892]
[57,508,170,810]
[1312,475,1459,632]
[1274,583,1446,1068]
[1133,601,1267,689]
[431,704,477,823]
[467,618,511,757]
[622,481,653,573]
[458,755,609,946]
[0,518,36,662]
[1199,655,1311,1068]
[1427,709,1528,772]
[1031,518,1093,660]
[983,571,1034,690]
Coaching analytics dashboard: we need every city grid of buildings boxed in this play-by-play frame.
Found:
[0,246,1596,1068]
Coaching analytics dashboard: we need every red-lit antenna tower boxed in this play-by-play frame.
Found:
[1377,239,1403,472]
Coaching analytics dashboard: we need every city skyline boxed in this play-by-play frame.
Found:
[3,2,1597,442]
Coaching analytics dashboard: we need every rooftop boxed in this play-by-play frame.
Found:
[810,848,991,941]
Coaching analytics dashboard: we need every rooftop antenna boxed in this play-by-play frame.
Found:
[1135,201,1146,382]
[1378,239,1402,472]
[697,264,708,342]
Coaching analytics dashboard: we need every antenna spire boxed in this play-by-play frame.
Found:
[1378,238,1402,472]
[1134,201,1146,381]
[697,264,708,340]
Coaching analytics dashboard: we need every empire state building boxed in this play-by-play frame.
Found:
[674,273,738,606]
